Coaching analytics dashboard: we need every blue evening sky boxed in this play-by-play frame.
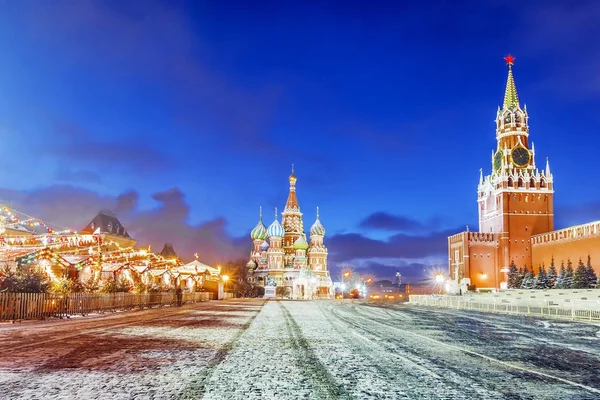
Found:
[1,0,599,281]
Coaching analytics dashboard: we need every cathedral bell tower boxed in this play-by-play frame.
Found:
[478,55,554,269]
[281,165,305,265]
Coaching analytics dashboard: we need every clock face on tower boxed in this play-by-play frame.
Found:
[511,146,530,167]
[493,150,503,172]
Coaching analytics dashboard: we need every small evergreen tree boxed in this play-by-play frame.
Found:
[521,267,535,289]
[515,266,525,289]
[586,255,597,289]
[547,258,557,289]
[534,265,548,289]
[563,260,574,289]
[0,264,51,293]
[555,262,566,289]
[573,258,588,289]
[507,261,518,289]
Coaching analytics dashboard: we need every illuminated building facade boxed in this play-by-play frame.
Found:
[448,56,600,289]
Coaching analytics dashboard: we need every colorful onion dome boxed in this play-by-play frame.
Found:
[250,207,268,240]
[267,219,284,238]
[246,259,257,270]
[288,164,297,184]
[267,207,284,238]
[251,221,268,240]
[260,240,269,251]
[310,206,325,236]
[293,234,309,250]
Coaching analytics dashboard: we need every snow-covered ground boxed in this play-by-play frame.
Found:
[0,300,264,399]
[2,299,600,399]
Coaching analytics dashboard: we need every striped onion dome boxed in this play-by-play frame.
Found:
[250,207,268,240]
[251,220,268,240]
[246,260,257,270]
[309,206,325,236]
[267,218,284,238]
[259,240,269,251]
[310,219,325,236]
[293,234,309,250]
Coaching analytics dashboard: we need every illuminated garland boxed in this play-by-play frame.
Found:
[0,205,183,272]
[0,205,74,235]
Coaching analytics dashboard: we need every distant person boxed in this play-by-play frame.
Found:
[176,287,183,306]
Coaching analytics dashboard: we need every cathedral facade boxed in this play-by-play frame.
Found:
[246,168,333,299]
[448,56,600,290]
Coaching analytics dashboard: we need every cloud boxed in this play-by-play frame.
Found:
[0,185,248,265]
[327,228,458,263]
[358,212,445,232]
[55,167,102,184]
[50,121,173,173]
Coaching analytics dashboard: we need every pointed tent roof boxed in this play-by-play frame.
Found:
[160,243,178,259]
[81,210,132,238]
[284,165,300,212]
[176,259,220,276]
[503,54,520,110]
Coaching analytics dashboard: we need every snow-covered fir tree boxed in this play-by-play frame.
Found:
[521,268,535,289]
[507,261,518,289]
[533,265,548,289]
[573,258,588,289]
[516,266,526,289]
[586,255,597,288]
[547,258,557,289]
[564,260,574,289]
[555,262,566,289]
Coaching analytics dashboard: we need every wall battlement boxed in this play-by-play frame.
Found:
[532,220,600,246]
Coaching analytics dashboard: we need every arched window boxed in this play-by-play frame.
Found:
[530,178,535,188]
[540,179,546,188]
[508,178,514,187]
[518,178,524,188]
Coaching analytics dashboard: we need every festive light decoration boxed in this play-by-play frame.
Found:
[0,203,197,283]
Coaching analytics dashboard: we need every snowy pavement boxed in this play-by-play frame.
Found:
[204,301,600,400]
[0,299,264,399]
[2,299,600,399]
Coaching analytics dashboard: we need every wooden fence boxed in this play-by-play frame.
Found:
[0,291,214,322]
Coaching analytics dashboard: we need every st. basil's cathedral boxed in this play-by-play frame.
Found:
[246,168,333,299]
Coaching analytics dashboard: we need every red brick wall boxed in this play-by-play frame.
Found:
[532,223,600,275]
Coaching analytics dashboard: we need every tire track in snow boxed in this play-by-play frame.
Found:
[353,303,600,396]
[323,303,503,400]
[180,304,264,399]
[277,301,352,400]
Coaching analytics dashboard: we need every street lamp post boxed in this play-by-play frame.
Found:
[341,271,350,299]
[434,274,445,294]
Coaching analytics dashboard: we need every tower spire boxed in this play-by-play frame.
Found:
[284,167,299,210]
[545,157,551,176]
[259,206,263,221]
[316,206,319,219]
[503,54,520,110]
[275,207,278,219]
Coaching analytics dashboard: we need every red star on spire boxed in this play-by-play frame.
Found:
[504,54,515,65]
